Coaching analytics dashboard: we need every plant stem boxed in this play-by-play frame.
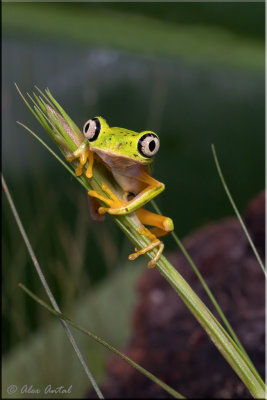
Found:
[211,144,266,278]
[156,255,265,398]
[2,174,104,399]
[19,284,185,400]
[116,215,265,399]
[151,200,253,367]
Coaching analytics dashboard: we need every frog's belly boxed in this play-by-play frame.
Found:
[112,171,145,195]
[93,149,148,195]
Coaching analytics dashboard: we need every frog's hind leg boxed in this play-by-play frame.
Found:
[129,208,174,268]
[136,208,174,237]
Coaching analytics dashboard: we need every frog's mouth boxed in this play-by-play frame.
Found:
[90,147,152,169]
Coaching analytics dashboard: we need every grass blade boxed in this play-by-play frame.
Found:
[2,174,104,399]
[18,284,185,399]
[211,144,266,277]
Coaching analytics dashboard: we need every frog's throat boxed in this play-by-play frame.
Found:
[90,147,152,169]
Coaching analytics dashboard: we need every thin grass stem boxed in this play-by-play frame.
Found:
[2,174,104,399]
[19,284,185,399]
[211,144,266,277]
[16,122,78,181]
[34,85,55,108]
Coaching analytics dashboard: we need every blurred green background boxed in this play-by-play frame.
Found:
[2,2,264,398]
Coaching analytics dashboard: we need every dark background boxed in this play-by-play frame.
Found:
[2,2,264,398]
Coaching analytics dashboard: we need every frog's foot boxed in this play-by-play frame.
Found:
[66,141,94,178]
[88,183,127,214]
[128,208,174,268]
[129,227,164,268]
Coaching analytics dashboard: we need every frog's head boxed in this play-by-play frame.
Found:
[82,116,160,164]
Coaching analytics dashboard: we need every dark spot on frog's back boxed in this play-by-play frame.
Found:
[133,154,138,157]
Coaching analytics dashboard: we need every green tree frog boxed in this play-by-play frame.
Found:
[67,117,174,268]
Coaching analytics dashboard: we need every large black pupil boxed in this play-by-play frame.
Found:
[85,122,90,133]
[149,140,156,152]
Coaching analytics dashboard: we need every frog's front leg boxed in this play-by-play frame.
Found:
[66,140,94,178]
[89,170,164,215]
[88,183,128,211]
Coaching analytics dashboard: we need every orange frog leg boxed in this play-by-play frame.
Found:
[88,182,127,211]
[88,169,165,215]
[129,208,174,268]
[66,140,94,178]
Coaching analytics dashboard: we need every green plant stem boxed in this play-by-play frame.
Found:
[2,174,104,399]
[116,215,265,399]
[19,284,185,400]
[211,144,266,278]
[156,255,265,398]
[151,200,253,366]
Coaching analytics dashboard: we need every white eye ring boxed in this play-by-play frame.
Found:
[83,118,101,142]
[138,133,160,158]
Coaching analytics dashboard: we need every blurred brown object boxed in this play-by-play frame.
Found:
[89,191,265,398]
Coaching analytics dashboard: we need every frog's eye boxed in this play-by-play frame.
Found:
[138,133,160,158]
[83,118,101,142]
